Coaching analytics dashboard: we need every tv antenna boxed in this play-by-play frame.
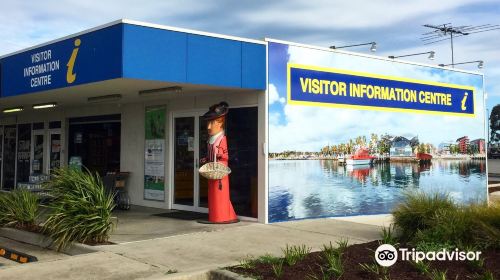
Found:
[421,23,500,67]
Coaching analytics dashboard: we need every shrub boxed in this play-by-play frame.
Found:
[0,190,40,229]
[43,167,115,251]
[393,192,500,249]
[392,192,456,241]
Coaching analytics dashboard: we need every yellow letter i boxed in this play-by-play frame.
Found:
[66,39,81,84]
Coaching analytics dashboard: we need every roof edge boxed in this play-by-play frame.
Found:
[0,19,124,59]
[0,19,267,60]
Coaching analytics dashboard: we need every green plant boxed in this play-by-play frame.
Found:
[473,271,495,280]
[0,189,40,228]
[336,238,349,253]
[393,192,500,249]
[410,260,430,275]
[414,240,454,252]
[306,265,330,280]
[469,257,484,270]
[380,225,399,247]
[271,259,284,278]
[256,254,282,265]
[392,192,455,241]
[428,269,447,280]
[360,259,389,279]
[282,244,311,266]
[42,167,115,251]
[323,249,343,278]
[359,262,380,275]
[236,256,256,269]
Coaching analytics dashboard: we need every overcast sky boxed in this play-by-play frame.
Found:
[1,0,499,110]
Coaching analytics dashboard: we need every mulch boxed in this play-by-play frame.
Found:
[82,240,115,246]
[489,186,500,193]
[228,240,500,280]
[12,223,44,234]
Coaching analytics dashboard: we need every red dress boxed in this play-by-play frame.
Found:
[206,133,238,223]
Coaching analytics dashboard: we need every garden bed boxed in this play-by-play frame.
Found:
[228,241,500,279]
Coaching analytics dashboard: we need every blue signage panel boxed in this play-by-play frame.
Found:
[288,63,475,116]
[1,24,122,97]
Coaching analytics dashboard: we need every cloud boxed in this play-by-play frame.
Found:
[0,0,498,110]
[239,0,493,29]
[268,44,486,153]
[268,83,280,104]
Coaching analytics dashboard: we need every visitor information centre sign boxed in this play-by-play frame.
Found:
[287,64,475,116]
[1,25,122,97]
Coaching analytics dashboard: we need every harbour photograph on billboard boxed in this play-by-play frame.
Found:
[267,40,487,222]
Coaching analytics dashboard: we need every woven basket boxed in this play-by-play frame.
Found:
[199,162,231,180]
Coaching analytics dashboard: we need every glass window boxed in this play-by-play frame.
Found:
[226,107,258,218]
[49,121,61,129]
[33,134,45,174]
[16,124,32,184]
[2,125,16,190]
[49,133,61,173]
[33,122,45,130]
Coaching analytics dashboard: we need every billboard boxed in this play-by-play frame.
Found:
[267,40,487,223]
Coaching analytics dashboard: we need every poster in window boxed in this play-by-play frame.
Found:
[144,106,166,201]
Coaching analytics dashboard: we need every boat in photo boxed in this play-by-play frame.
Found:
[416,152,433,163]
[346,147,375,165]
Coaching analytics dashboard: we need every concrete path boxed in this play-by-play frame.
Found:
[0,218,382,279]
[0,236,69,268]
[110,207,249,243]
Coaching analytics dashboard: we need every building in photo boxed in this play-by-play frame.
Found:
[456,136,470,154]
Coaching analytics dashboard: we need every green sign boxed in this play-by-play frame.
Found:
[144,106,166,201]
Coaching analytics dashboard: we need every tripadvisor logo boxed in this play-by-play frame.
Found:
[375,244,482,267]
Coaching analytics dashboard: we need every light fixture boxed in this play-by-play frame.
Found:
[3,106,24,113]
[87,94,122,103]
[138,86,183,96]
[330,42,377,52]
[33,102,57,109]
[438,60,484,69]
[388,51,435,60]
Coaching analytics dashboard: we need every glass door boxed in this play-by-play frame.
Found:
[171,107,259,217]
[172,112,208,212]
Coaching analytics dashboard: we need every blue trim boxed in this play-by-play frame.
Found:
[122,24,187,83]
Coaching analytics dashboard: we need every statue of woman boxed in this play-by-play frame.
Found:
[200,102,238,223]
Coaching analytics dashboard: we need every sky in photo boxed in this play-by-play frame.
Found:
[268,42,485,153]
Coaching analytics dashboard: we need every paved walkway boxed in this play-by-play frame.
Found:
[0,217,383,280]
[0,236,69,268]
[110,207,249,243]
